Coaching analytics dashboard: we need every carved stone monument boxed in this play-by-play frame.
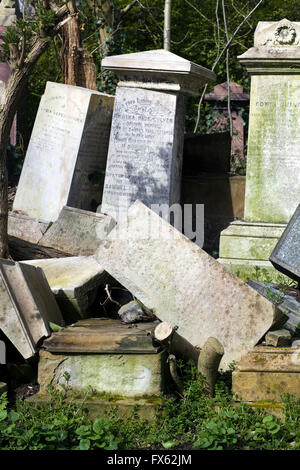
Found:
[100,49,216,221]
[13,82,114,222]
[219,19,300,280]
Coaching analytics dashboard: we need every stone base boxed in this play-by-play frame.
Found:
[27,393,162,421]
[218,220,288,282]
[232,346,300,413]
[0,382,7,395]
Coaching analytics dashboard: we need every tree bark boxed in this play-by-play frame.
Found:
[154,321,200,364]
[197,337,224,398]
[61,1,97,89]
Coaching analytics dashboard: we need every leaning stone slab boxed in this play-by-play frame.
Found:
[23,257,109,323]
[39,206,116,256]
[0,259,64,359]
[96,201,285,370]
[265,329,291,347]
[13,81,114,222]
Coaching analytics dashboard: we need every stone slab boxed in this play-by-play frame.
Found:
[101,86,185,222]
[23,256,109,322]
[248,280,300,332]
[38,348,168,398]
[43,318,160,354]
[13,82,114,222]
[96,201,285,370]
[0,259,64,359]
[233,345,300,402]
[8,211,50,244]
[265,329,291,347]
[270,203,300,282]
[40,206,116,256]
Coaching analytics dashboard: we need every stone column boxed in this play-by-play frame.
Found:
[100,49,216,222]
[218,19,300,281]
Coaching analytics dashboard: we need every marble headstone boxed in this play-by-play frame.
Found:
[270,203,300,281]
[13,82,114,222]
[100,50,215,221]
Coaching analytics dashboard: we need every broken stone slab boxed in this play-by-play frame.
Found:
[248,280,300,332]
[39,318,167,398]
[23,257,109,323]
[292,340,300,347]
[232,345,300,404]
[0,259,64,359]
[39,206,116,256]
[265,329,291,347]
[8,211,50,244]
[95,200,285,370]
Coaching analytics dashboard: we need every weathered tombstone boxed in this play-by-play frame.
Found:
[96,201,285,370]
[219,19,300,280]
[100,49,215,222]
[13,81,114,222]
[0,259,64,358]
[269,203,300,282]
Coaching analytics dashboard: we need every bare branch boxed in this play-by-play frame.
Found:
[17,29,26,68]
[222,0,233,138]
[120,0,138,17]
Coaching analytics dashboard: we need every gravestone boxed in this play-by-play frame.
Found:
[100,50,215,222]
[219,19,300,281]
[13,81,114,222]
[0,260,64,359]
[96,201,285,370]
[270,203,300,281]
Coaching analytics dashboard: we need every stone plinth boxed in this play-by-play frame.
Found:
[96,201,285,370]
[219,19,300,281]
[37,319,168,399]
[100,50,215,222]
[13,82,114,222]
[233,346,300,405]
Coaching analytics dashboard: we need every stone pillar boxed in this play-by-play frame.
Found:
[218,19,300,281]
[100,49,216,222]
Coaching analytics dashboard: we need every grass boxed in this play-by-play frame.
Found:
[1,361,300,450]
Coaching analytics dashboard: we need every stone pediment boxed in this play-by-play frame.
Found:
[254,19,300,47]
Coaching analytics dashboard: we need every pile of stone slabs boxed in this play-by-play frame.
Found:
[0,259,64,359]
[23,257,109,323]
[232,345,300,415]
[95,201,286,370]
[270,203,300,282]
[30,318,168,419]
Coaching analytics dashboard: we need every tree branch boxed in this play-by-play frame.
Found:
[120,0,138,17]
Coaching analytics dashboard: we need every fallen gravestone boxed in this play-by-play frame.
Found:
[0,260,64,358]
[270,203,300,282]
[23,256,109,323]
[13,82,114,222]
[39,206,116,256]
[96,201,285,369]
[100,50,215,222]
[248,280,300,332]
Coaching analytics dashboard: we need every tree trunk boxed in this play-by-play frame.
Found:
[197,337,224,398]
[61,1,97,89]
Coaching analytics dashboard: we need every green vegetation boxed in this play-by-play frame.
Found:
[1,361,300,450]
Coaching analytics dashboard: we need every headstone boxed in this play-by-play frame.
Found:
[40,206,116,256]
[23,256,110,323]
[219,19,300,281]
[13,81,114,222]
[100,50,215,222]
[8,212,50,244]
[269,203,300,281]
[0,259,64,359]
[95,201,285,370]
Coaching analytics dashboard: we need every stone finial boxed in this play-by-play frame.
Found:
[102,49,216,96]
